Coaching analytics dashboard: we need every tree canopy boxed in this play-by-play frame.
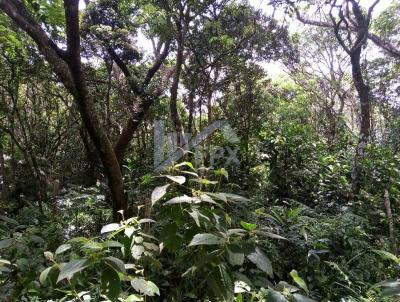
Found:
[0,0,400,301]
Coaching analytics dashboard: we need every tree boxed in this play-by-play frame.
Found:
[280,0,382,194]
[0,0,171,220]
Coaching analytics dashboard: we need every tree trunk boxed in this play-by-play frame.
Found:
[384,189,397,253]
[170,38,184,136]
[350,48,370,195]
[73,78,127,221]
[187,91,195,133]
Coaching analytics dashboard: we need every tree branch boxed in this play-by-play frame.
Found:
[0,0,76,92]
[290,2,400,59]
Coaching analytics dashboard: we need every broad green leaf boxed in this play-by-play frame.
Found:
[227,229,247,236]
[227,249,245,266]
[267,291,288,302]
[189,209,201,227]
[101,267,122,300]
[166,175,186,184]
[151,184,170,206]
[247,247,273,277]
[293,294,317,302]
[207,265,234,301]
[30,235,45,244]
[55,244,71,255]
[174,162,195,170]
[240,221,257,231]
[372,249,399,263]
[200,194,219,205]
[104,256,126,275]
[143,242,159,251]
[164,195,196,205]
[206,192,227,202]
[125,227,136,238]
[126,294,144,301]
[254,230,287,240]
[82,241,103,251]
[225,193,250,202]
[39,266,53,286]
[290,270,309,294]
[57,259,89,283]
[215,168,229,179]
[102,241,123,248]
[67,237,89,244]
[189,233,225,246]
[0,238,13,249]
[131,278,160,296]
[101,223,121,234]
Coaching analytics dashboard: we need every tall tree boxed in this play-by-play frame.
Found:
[0,0,171,219]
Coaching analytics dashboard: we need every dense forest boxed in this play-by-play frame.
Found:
[0,0,399,301]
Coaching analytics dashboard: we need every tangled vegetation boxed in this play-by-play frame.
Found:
[0,0,400,301]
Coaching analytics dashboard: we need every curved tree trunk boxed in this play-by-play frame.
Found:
[0,0,127,221]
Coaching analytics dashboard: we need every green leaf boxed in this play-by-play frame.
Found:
[189,233,225,246]
[215,168,229,179]
[267,291,288,302]
[143,242,159,252]
[101,223,121,234]
[67,237,89,244]
[0,215,19,225]
[39,267,53,286]
[101,267,122,300]
[57,259,89,283]
[206,192,227,202]
[103,256,126,275]
[207,265,234,301]
[240,221,257,231]
[0,238,13,249]
[151,184,170,206]
[227,249,245,266]
[166,175,186,184]
[125,294,144,301]
[293,294,317,302]
[131,278,160,296]
[55,244,72,255]
[102,241,124,248]
[372,249,399,263]
[247,247,273,277]
[164,195,197,205]
[253,230,287,240]
[224,193,250,202]
[82,241,103,251]
[174,161,195,170]
[30,235,45,244]
[290,270,309,294]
